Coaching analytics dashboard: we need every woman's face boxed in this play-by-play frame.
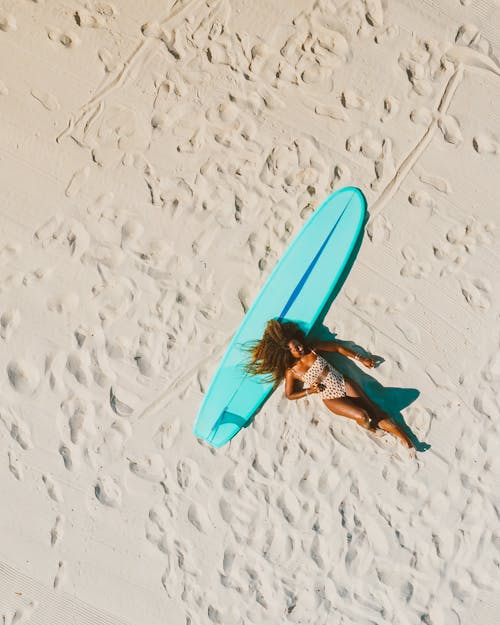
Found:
[288,339,305,359]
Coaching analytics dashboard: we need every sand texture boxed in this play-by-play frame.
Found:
[0,1,499,624]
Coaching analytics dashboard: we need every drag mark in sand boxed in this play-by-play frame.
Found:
[370,33,500,223]
[369,64,464,223]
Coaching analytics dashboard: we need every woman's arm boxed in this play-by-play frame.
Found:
[312,340,339,353]
[285,369,317,400]
[313,341,376,368]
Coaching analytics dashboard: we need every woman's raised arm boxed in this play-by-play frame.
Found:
[313,341,376,368]
[311,340,339,353]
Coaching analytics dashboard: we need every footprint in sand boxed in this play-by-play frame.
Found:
[59,443,79,471]
[42,474,64,503]
[109,386,135,416]
[374,24,399,44]
[147,506,169,539]
[0,242,21,265]
[331,164,351,190]
[310,534,325,569]
[0,13,17,31]
[47,28,81,48]
[61,395,96,445]
[345,531,373,577]
[408,190,437,215]
[437,114,463,145]
[7,451,23,481]
[364,0,385,27]
[153,419,181,450]
[53,560,66,590]
[314,103,349,122]
[276,489,301,526]
[366,213,392,245]
[120,218,144,248]
[473,133,499,155]
[3,600,39,625]
[74,5,117,29]
[2,415,33,450]
[346,129,382,158]
[129,453,164,482]
[473,392,497,420]
[398,48,433,96]
[341,89,370,111]
[434,219,495,275]
[187,502,211,533]
[0,308,21,341]
[66,350,92,386]
[459,275,492,311]
[159,535,200,598]
[95,474,122,507]
[400,246,431,279]
[252,449,275,479]
[97,419,131,462]
[372,138,395,191]
[405,405,432,438]
[50,514,65,546]
[65,166,90,197]
[267,529,295,566]
[221,547,237,578]
[131,327,164,378]
[47,292,80,315]
[33,214,63,246]
[410,107,433,126]
[221,465,246,493]
[6,359,40,394]
[87,342,120,389]
[45,351,66,394]
[380,96,400,122]
[418,171,452,194]
[176,458,199,490]
[482,349,500,384]
[218,497,233,524]
[347,291,387,317]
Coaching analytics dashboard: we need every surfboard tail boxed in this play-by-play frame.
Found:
[207,410,247,446]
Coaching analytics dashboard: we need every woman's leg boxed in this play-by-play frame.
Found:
[343,377,414,449]
[377,418,414,448]
[343,377,389,421]
[322,397,372,429]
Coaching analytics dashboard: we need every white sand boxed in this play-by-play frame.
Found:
[1,0,499,623]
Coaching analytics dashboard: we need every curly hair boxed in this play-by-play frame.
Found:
[244,319,307,389]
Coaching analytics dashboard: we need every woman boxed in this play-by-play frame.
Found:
[245,319,415,450]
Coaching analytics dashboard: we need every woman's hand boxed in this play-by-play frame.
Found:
[307,382,322,394]
[360,356,376,368]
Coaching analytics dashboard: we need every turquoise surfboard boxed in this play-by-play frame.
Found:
[193,186,366,447]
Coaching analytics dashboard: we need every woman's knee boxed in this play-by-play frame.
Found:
[354,407,371,429]
[324,398,371,428]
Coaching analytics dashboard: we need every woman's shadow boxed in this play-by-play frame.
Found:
[310,325,430,451]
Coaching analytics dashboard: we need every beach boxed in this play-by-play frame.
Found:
[0,1,499,623]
